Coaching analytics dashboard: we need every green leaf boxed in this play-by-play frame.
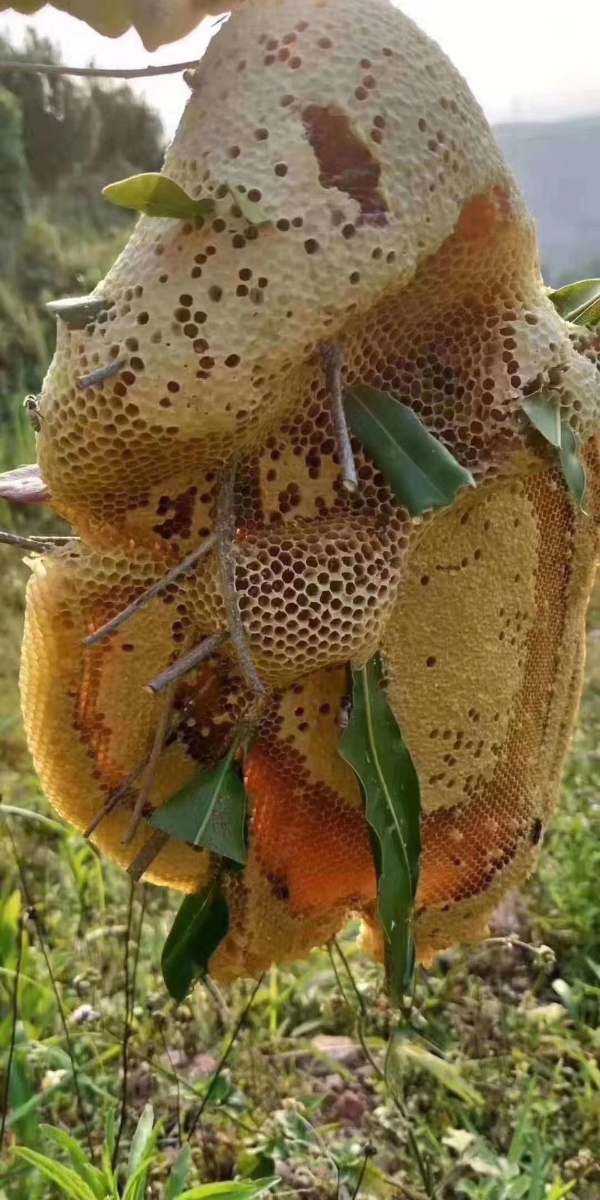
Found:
[387,1032,484,1107]
[549,278,600,326]
[165,1144,192,1199]
[40,1127,107,1200]
[162,883,229,1003]
[344,385,475,515]
[14,1147,98,1200]
[560,423,587,512]
[103,173,215,221]
[228,185,269,226]
[521,393,562,448]
[150,735,248,864]
[126,1104,154,1180]
[339,656,421,1003]
[104,1108,116,1179]
[177,1180,279,1200]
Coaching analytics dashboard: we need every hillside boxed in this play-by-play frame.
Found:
[496,113,600,285]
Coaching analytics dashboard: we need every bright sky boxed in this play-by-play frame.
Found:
[2,1,600,138]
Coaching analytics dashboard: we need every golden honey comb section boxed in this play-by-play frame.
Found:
[37,0,520,533]
[21,449,600,981]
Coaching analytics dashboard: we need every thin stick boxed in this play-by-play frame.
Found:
[146,631,228,695]
[112,880,135,1170]
[127,831,169,882]
[123,691,174,845]
[204,976,232,1028]
[6,827,95,1161]
[0,530,63,553]
[0,59,203,81]
[331,941,434,1199]
[84,767,143,839]
[321,343,358,493]
[217,465,265,695]
[333,938,368,1018]
[84,532,217,648]
[0,909,23,1154]
[77,358,126,390]
[351,1147,373,1200]
[186,975,264,1139]
[158,1026,182,1148]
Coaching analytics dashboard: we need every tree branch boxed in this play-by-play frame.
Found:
[0,59,202,81]
[321,343,358,494]
[146,631,228,695]
[83,532,217,649]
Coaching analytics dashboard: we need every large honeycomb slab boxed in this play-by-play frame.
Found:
[19,0,600,981]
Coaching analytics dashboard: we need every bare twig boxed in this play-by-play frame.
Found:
[47,295,111,325]
[112,879,135,1169]
[351,1146,374,1200]
[333,938,368,1018]
[0,908,23,1154]
[331,939,435,1199]
[84,767,143,839]
[217,465,265,695]
[127,831,169,882]
[204,976,232,1028]
[123,691,175,845]
[0,530,65,553]
[0,463,49,505]
[146,631,228,695]
[0,59,202,80]
[6,826,95,1161]
[158,1025,182,1147]
[187,975,264,1139]
[77,358,126,390]
[84,533,217,648]
[321,343,358,493]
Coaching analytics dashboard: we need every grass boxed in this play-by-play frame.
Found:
[0,550,600,1199]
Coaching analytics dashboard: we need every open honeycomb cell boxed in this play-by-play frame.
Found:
[19,0,600,983]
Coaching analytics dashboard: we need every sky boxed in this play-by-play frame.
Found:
[2,1,600,139]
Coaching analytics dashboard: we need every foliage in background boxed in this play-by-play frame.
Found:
[0,29,164,465]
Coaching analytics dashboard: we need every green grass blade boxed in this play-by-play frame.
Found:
[14,1147,97,1200]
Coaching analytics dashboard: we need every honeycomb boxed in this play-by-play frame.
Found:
[18,0,600,982]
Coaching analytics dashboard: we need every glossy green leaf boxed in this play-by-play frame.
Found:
[521,392,562,448]
[150,735,248,864]
[344,385,475,515]
[387,1032,484,1107]
[14,1147,97,1200]
[162,882,229,1003]
[549,278,600,326]
[560,423,587,512]
[165,1145,193,1200]
[177,1180,279,1200]
[339,656,421,1003]
[228,185,269,226]
[103,173,215,221]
